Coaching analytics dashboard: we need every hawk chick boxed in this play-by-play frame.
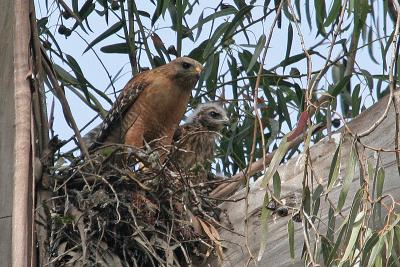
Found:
[88,57,203,159]
[172,103,229,183]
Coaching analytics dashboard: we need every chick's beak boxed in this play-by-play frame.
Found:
[222,118,230,126]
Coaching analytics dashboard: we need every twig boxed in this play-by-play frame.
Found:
[287,0,313,101]
[101,176,122,223]
[69,206,88,262]
[122,0,138,73]
[41,47,93,166]
[130,0,154,68]
[74,31,118,108]
[56,0,82,23]
[357,2,400,137]
[188,183,244,237]
[305,0,348,100]
[391,4,400,176]
[110,165,152,191]
[30,1,49,156]
[176,0,183,56]
[240,1,286,263]
[210,121,328,199]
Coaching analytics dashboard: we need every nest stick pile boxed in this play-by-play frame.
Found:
[37,145,226,267]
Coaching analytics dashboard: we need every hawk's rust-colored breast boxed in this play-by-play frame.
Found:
[123,73,192,148]
[89,57,203,155]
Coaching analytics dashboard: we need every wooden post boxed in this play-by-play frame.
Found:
[0,1,16,266]
[0,0,34,265]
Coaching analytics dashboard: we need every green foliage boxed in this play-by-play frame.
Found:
[36,0,400,264]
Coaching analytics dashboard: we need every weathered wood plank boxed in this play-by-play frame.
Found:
[0,1,15,265]
[0,0,15,219]
[210,92,400,266]
[0,217,12,267]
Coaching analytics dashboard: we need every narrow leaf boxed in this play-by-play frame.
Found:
[261,135,291,188]
[66,54,90,101]
[283,24,293,72]
[367,236,385,267]
[273,172,281,199]
[328,76,351,97]
[100,43,129,54]
[195,11,204,41]
[257,193,271,261]
[278,50,317,67]
[53,64,79,85]
[352,84,361,117]
[324,0,341,27]
[361,233,379,266]
[246,34,266,73]
[288,219,295,259]
[222,5,254,41]
[327,141,342,192]
[191,7,237,30]
[276,89,292,130]
[337,144,357,212]
[340,211,364,263]
[83,21,124,53]
[202,22,230,58]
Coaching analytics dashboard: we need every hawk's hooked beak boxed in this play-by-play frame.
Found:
[195,65,203,80]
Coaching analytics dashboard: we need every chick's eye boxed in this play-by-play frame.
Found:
[210,111,219,118]
[182,62,192,69]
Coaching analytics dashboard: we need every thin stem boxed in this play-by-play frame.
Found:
[306,0,348,100]
[287,0,313,103]
[358,1,400,137]
[176,0,183,56]
[131,0,154,68]
[242,1,285,264]
[41,50,93,166]
[126,0,138,74]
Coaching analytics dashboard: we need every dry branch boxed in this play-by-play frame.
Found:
[40,48,93,165]
[210,94,333,199]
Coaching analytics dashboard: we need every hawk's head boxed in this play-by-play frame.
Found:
[168,57,203,88]
[187,103,229,131]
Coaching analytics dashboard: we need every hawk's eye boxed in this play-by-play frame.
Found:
[210,111,219,118]
[182,62,192,69]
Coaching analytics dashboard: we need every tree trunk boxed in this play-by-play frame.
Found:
[209,91,400,266]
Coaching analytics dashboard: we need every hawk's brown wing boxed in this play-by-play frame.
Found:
[89,71,149,150]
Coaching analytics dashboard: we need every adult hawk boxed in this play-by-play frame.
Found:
[87,57,203,156]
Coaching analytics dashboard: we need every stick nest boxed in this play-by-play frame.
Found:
[38,144,226,267]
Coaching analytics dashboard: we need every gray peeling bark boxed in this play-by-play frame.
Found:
[12,0,33,266]
[208,91,400,266]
